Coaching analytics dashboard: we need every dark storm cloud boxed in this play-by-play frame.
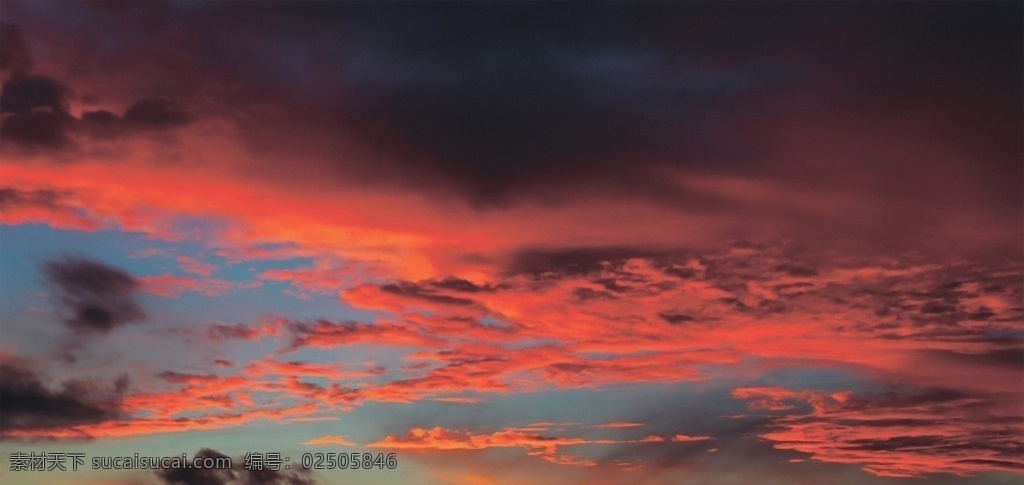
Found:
[42,256,145,333]
[0,359,126,437]
[1,1,1018,212]
[0,73,75,148]
[1,3,1019,258]
[169,1,1017,205]
[276,2,792,203]
[75,95,192,137]
[918,348,1024,370]
[0,108,76,148]
[0,74,68,115]
[155,448,316,485]
[0,23,193,149]
[0,30,77,149]
[123,96,190,128]
[80,108,123,138]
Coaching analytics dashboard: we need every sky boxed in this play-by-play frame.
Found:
[0,1,1021,484]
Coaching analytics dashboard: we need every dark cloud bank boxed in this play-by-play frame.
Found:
[155,448,316,485]
[0,22,191,149]
[2,3,1020,205]
[0,359,127,439]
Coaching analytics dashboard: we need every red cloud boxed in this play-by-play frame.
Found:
[734,386,1024,477]
[670,434,713,443]
[242,356,385,381]
[176,255,216,277]
[368,426,669,467]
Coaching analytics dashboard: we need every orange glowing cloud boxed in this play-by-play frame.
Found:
[592,422,644,429]
[304,435,357,447]
[670,434,713,443]
[242,356,385,381]
[368,426,671,467]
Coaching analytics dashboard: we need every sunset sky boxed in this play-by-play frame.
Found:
[0,1,1021,484]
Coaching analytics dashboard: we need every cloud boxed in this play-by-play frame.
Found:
[282,318,442,350]
[12,366,328,440]
[203,322,280,343]
[242,356,385,381]
[257,263,381,295]
[42,255,145,333]
[0,73,75,148]
[669,434,713,443]
[0,5,1020,482]
[154,448,316,485]
[19,245,1021,462]
[592,422,644,429]
[0,186,98,230]
[0,185,102,231]
[2,3,1016,248]
[276,249,1022,403]
[0,358,126,438]
[123,96,190,128]
[1,186,72,211]
[0,24,193,151]
[368,426,669,467]
[733,385,1024,477]
[304,435,356,447]
[177,255,216,277]
[0,74,68,115]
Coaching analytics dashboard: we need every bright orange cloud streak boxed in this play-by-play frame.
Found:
[368,426,675,467]
[304,435,357,446]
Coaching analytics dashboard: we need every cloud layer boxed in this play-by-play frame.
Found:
[0,2,1020,484]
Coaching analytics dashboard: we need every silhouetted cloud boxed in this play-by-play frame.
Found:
[0,73,74,148]
[0,74,67,115]
[0,359,126,437]
[155,448,316,485]
[123,96,189,128]
[42,256,145,333]
[0,23,192,149]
